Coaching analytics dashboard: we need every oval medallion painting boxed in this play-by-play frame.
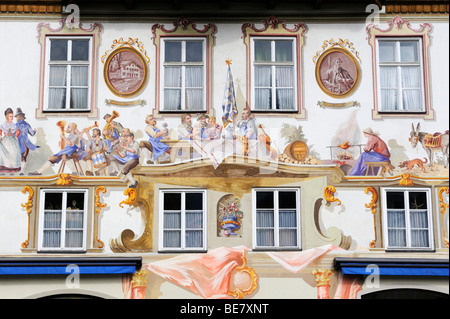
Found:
[315,48,360,98]
[104,47,148,98]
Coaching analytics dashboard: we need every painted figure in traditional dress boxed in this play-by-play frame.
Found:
[14,108,39,175]
[109,131,139,188]
[193,114,211,140]
[207,116,223,140]
[177,114,194,140]
[83,128,109,176]
[140,114,170,163]
[349,127,393,176]
[322,57,354,94]
[103,112,124,154]
[29,122,80,175]
[236,108,257,140]
[0,108,21,174]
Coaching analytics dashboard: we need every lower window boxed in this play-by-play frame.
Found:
[381,188,433,250]
[38,189,88,252]
[159,189,207,251]
[252,188,301,249]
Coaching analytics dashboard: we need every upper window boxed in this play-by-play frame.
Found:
[38,189,88,252]
[381,188,433,251]
[366,16,434,119]
[242,17,306,118]
[377,38,425,113]
[251,38,297,111]
[160,38,206,112]
[159,189,207,251]
[36,21,102,118]
[44,36,92,111]
[152,18,216,116]
[252,188,301,250]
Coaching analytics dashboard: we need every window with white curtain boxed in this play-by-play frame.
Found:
[159,189,207,251]
[251,38,297,111]
[161,38,205,112]
[44,36,91,111]
[252,188,301,249]
[38,189,88,252]
[381,188,433,250]
[377,38,425,113]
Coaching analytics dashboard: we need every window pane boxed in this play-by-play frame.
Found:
[49,66,67,86]
[186,230,203,247]
[380,67,397,88]
[276,89,294,110]
[381,89,398,111]
[275,41,293,62]
[388,229,406,247]
[279,229,297,246]
[164,230,181,247]
[186,41,203,62]
[386,192,405,209]
[387,209,406,228]
[43,230,61,248]
[256,210,274,227]
[276,66,293,88]
[72,40,90,61]
[279,191,297,209]
[186,89,203,110]
[254,40,271,61]
[255,89,271,110]
[400,41,419,62]
[379,41,396,62]
[410,230,429,247]
[185,67,203,87]
[48,88,66,109]
[186,193,203,210]
[71,66,89,86]
[257,229,274,246]
[65,230,83,248]
[256,191,274,209]
[186,212,203,229]
[401,67,420,88]
[402,90,422,111]
[50,40,68,61]
[255,66,272,87]
[44,192,62,210]
[66,211,84,229]
[164,193,181,210]
[164,67,182,87]
[164,212,181,229]
[410,210,428,228]
[70,88,88,109]
[409,192,427,210]
[164,89,181,110]
[279,210,296,227]
[44,211,62,228]
[165,41,182,62]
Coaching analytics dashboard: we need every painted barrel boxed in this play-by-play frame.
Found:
[284,141,308,162]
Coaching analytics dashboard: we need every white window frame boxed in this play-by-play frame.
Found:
[158,189,207,252]
[160,37,207,112]
[43,36,93,112]
[376,37,426,113]
[38,188,89,252]
[250,36,298,112]
[252,188,301,250]
[381,187,434,251]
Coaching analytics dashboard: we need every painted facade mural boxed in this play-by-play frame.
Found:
[0,2,448,301]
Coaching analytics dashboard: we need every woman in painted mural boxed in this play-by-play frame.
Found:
[349,127,394,176]
[0,108,21,174]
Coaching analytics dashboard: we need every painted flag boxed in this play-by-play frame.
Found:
[221,61,238,128]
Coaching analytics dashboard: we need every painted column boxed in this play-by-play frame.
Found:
[312,269,333,299]
[131,269,150,299]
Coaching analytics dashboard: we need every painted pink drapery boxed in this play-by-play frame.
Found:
[123,244,361,299]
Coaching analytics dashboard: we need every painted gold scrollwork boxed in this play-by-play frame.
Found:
[399,174,414,186]
[21,186,34,249]
[56,173,72,186]
[228,255,258,299]
[95,186,107,249]
[323,185,341,206]
[364,186,378,248]
[119,188,137,208]
[438,187,449,248]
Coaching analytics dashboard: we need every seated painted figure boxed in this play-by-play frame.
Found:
[349,127,391,176]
